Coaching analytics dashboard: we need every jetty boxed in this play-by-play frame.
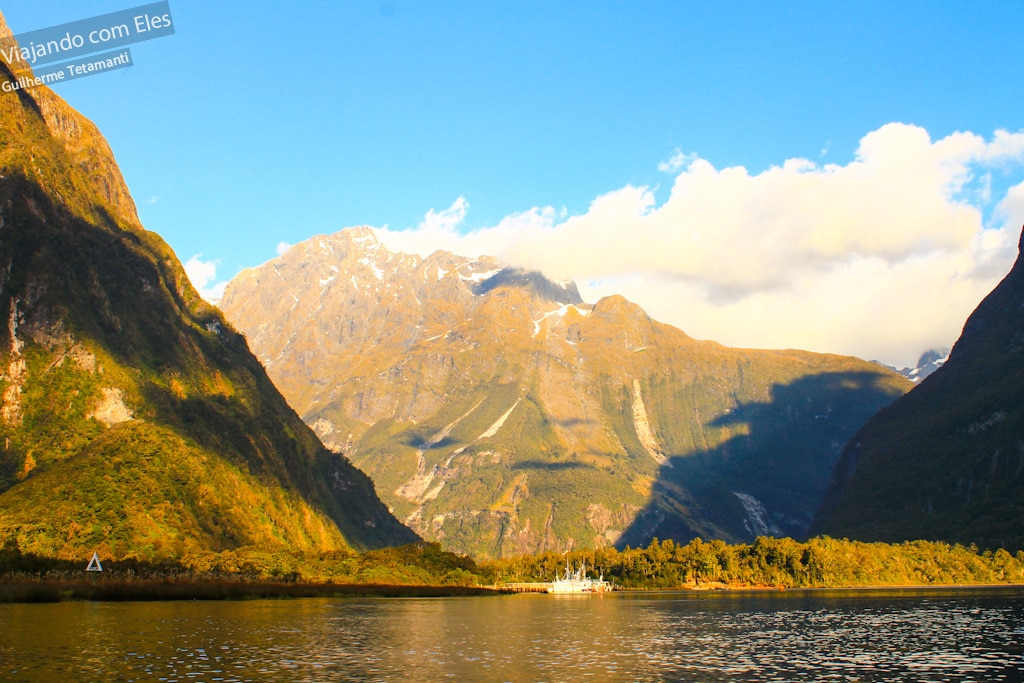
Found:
[500,582,553,593]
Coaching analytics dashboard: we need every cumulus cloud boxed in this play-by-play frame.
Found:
[184,254,227,303]
[378,123,1024,367]
[997,179,1024,228]
[276,241,293,255]
[424,195,469,229]
[375,197,561,260]
[658,148,698,174]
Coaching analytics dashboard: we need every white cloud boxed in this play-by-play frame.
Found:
[363,123,1024,367]
[421,195,469,233]
[997,179,1024,229]
[374,196,476,256]
[184,254,227,303]
[276,241,293,255]
[658,148,698,173]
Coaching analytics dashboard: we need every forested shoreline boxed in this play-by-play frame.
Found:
[483,536,1024,589]
[3,536,1023,602]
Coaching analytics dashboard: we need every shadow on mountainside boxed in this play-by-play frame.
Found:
[0,172,418,551]
[616,370,907,549]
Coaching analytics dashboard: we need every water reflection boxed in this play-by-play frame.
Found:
[1,588,1022,682]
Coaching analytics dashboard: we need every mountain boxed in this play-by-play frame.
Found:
[0,16,416,561]
[876,349,949,384]
[221,228,912,558]
[812,226,1024,551]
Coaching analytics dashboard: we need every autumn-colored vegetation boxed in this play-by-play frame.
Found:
[482,536,1024,589]
[0,541,485,602]
[3,536,1022,602]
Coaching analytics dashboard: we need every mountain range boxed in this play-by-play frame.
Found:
[0,15,416,561]
[221,229,912,557]
[9,6,1014,562]
[812,225,1024,551]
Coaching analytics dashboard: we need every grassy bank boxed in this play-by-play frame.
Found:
[0,578,504,603]
[0,541,493,602]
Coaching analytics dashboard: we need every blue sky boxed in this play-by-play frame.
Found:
[3,1,1024,366]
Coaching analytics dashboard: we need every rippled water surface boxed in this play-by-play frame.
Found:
[2,587,1023,681]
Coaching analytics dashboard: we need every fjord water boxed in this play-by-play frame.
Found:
[2,588,1022,682]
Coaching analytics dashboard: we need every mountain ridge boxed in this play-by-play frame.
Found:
[222,227,912,558]
[0,31,417,560]
[811,225,1024,550]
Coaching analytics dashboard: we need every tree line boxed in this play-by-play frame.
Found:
[3,535,1023,597]
[480,536,1024,589]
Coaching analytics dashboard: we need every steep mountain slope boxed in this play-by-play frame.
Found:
[0,17,416,560]
[812,227,1024,551]
[222,229,912,557]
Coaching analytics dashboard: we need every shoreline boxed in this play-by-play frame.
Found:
[0,578,509,603]
[615,582,1024,595]
[3,577,1023,604]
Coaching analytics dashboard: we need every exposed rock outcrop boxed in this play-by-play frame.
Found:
[222,228,912,557]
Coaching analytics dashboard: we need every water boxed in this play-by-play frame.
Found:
[2,587,1023,681]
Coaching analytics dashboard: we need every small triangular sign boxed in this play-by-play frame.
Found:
[85,552,103,572]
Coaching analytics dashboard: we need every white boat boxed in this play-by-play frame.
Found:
[548,559,611,593]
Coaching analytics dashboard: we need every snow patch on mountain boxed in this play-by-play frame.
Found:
[358,256,385,280]
[350,229,377,245]
[532,304,590,338]
[315,237,334,256]
[461,268,502,284]
[877,348,950,384]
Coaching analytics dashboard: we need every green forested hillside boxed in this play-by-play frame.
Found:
[0,33,416,561]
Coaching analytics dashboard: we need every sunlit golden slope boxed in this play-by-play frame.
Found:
[0,14,416,560]
[222,227,912,558]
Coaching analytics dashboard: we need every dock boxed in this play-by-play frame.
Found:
[499,582,552,593]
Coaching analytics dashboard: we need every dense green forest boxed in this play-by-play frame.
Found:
[3,536,1022,601]
[481,536,1024,589]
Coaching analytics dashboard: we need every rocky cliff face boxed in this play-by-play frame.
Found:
[222,229,912,558]
[812,227,1024,551]
[0,17,416,560]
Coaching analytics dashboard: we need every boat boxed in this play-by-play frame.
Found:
[547,559,611,593]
